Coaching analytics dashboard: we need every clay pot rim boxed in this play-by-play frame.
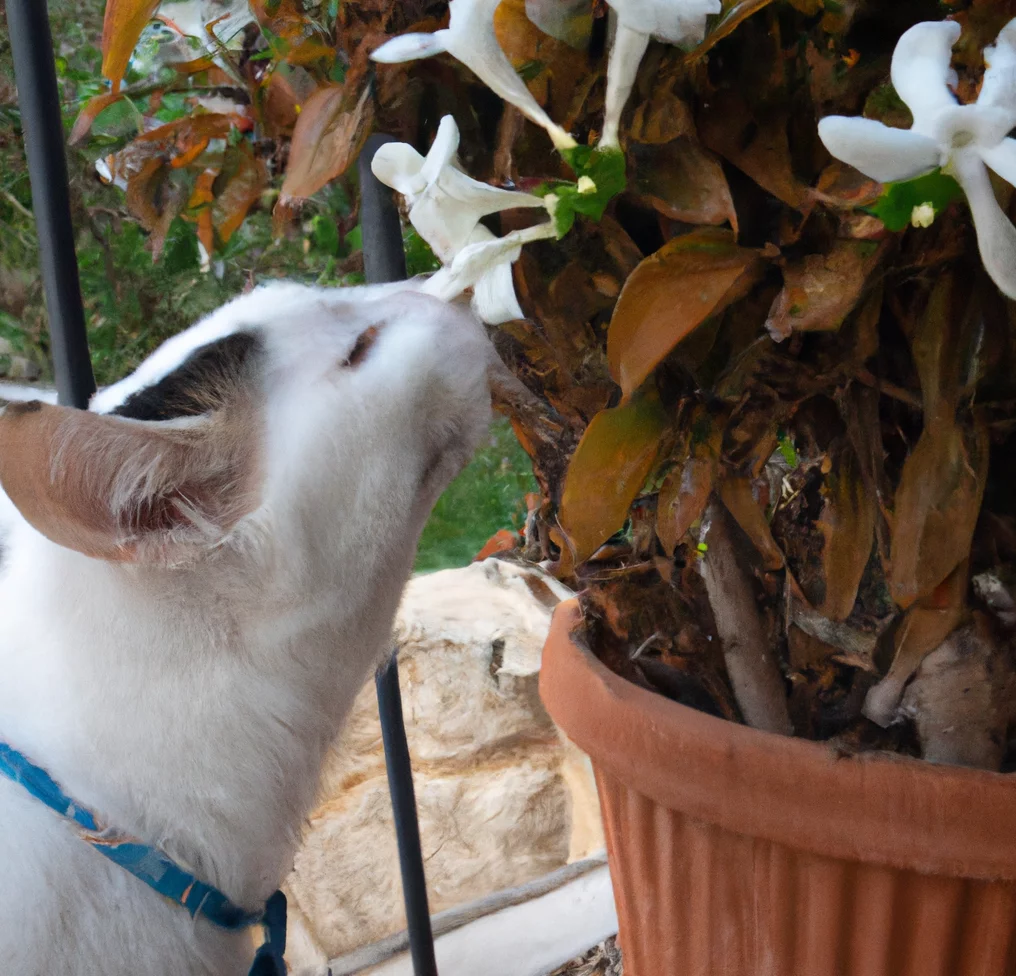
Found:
[540,599,1016,881]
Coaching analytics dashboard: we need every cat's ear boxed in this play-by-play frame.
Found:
[0,401,261,563]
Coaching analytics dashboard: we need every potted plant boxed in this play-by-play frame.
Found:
[81,0,1016,972]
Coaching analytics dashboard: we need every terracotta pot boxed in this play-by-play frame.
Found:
[539,599,1016,976]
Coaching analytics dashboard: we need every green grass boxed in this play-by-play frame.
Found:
[415,418,536,573]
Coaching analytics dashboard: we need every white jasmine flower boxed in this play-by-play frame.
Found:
[577,175,597,194]
[371,0,576,150]
[818,19,1016,298]
[372,116,555,323]
[911,202,936,228]
[600,0,721,149]
[421,221,558,318]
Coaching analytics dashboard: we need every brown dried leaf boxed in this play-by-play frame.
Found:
[628,92,695,146]
[261,71,302,138]
[864,561,967,727]
[125,157,167,231]
[279,81,374,204]
[250,0,313,40]
[699,91,809,211]
[493,0,593,126]
[214,143,269,243]
[718,475,785,571]
[631,139,738,231]
[689,0,778,60]
[607,228,760,396]
[124,157,183,260]
[656,410,722,556]
[817,444,877,621]
[889,414,988,610]
[188,166,219,264]
[764,240,885,341]
[559,392,669,566]
[102,0,161,88]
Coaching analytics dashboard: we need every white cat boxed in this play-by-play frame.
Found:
[0,281,493,975]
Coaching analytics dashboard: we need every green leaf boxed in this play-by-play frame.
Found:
[778,433,799,467]
[403,226,440,276]
[868,169,963,233]
[535,146,627,237]
[516,59,545,82]
[344,223,363,253]
[162,218,200,273]
[310,214,340,255]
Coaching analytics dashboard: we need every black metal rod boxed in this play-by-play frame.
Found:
[359,134,438,976]
[6,0,96,410]
[375,656,438,976]
[359,134,409,284]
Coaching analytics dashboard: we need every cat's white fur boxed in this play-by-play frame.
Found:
[0,281,493,975]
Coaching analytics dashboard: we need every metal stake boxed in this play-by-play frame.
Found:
[359,134,440,976]
[6,0,96,409]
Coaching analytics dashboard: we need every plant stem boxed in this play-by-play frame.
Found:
[699,499,793,736]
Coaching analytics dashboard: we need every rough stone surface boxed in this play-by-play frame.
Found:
[284,558,604,966]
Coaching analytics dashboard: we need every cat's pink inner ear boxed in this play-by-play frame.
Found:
[0,401,261,563]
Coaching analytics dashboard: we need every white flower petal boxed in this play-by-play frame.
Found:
[469,227,525,322]
[980,137,1016,187]
[371,32,449,63]
[890,20,960,133]
[418,115,461,187]
[979,18,1016,125]
[370,143,428,201]
[606,0,719,45]
[600,24,651,150]
[930,103,1014,155]
[443,0,575,148]
[472,264,525,323]
[952,150,1016,299]
[818,116,941,183]
[408,193,481,262]
[420,222,556,308]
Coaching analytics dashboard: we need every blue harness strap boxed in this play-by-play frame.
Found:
[0,741,286,975]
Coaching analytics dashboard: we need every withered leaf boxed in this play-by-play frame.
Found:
[699,91,809,211]
[279,81,373,204]
[817,444,877,621]
[718,475,785,571]
[214,143,269,243]
[607,228,760,397]
[690,0,778,60]
[864,560,967,727]
[656,410,722,556]
[631,139,738,232]
[889,414,988,610]
[101,0,160,89]
[765,240,885,341]
[559,392,669,565]
[628,92,695,146]
[493,0,592,126]
[124,157,182,261]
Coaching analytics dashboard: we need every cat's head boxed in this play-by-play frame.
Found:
[0,282,493,576]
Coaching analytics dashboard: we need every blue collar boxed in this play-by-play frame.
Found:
[0,741,286,975]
